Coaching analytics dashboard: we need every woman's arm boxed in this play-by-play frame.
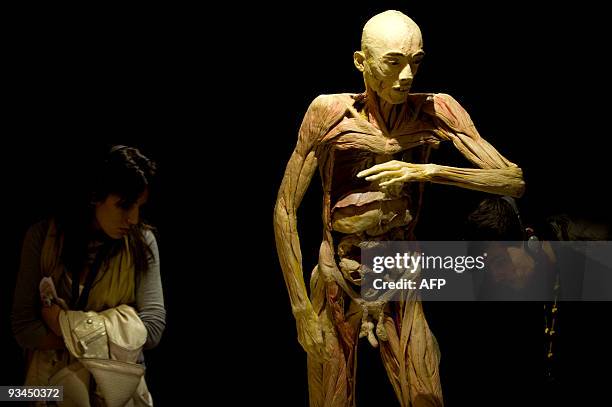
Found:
[136,229,166,349]
[11,221,61,349]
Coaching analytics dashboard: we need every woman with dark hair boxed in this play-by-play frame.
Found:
[11,145,165,406]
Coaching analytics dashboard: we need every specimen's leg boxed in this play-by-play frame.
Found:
[379,298,443,407]
[307,266,361,407]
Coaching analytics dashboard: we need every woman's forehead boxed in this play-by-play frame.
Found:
[109,188,149,204]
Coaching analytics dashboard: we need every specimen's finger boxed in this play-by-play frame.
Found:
[357,162,402,178]
[365,170,403,182]
[380,175,409,187]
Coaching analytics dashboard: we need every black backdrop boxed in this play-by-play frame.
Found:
[2,2,611,405]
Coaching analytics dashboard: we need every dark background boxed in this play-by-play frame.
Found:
[2,1,611,405]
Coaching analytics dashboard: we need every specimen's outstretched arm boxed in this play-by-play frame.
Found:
[274,95,346,361]
[358,93,525,197]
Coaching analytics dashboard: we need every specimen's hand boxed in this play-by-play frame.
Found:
[357,160,437,187]
[295,310,329,362]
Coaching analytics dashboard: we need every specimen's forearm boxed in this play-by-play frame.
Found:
[429,164,525,197]
[274,202,314,316]
[274,151,319,317]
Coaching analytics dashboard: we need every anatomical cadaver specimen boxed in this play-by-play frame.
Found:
[274,10,524,407]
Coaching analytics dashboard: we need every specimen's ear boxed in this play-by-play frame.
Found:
[353,51,366,73]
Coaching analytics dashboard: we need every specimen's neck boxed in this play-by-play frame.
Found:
[365,88,410,134]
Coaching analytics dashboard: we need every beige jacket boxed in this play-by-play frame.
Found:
[26,304,152,407]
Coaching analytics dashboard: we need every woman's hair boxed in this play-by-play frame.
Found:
[55,145,158,280]
[90,145,156,208]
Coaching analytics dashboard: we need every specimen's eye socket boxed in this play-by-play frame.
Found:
[386,59,400,66]
[412,53,425,65]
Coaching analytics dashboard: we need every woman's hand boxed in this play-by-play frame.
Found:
[41,303,62,337]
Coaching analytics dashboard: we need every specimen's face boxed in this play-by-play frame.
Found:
[359,12,424,104]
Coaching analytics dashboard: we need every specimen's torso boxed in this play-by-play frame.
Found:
[315,93,444,285]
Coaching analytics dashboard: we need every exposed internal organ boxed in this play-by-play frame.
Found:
[331,191,413,236]
[332,190,413,286]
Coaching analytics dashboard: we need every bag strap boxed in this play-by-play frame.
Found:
[71,243,111,310]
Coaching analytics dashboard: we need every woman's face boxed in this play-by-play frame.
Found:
[94,190,148,239]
